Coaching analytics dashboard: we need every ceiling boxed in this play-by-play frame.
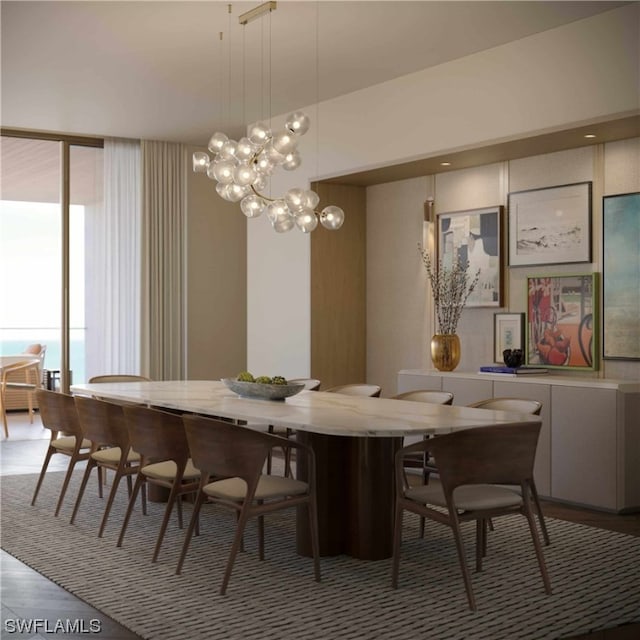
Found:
[1,0,630,147]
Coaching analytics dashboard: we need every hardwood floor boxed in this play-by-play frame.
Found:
[1,411,638,639]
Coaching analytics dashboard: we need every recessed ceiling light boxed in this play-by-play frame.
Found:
[584,134,596,139]
[440,162,451,166]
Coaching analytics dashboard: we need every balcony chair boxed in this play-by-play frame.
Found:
[391,422,552,610]
[1,359,42,438]
[176,414,321,595]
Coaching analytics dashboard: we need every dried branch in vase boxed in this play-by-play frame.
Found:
[419,243,480,335]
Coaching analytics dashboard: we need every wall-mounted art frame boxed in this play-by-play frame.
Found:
[494,312,525,363]
[603,192,640,360]
[508,182,592,267]
[526,273,598,370]
[437,205,503,307]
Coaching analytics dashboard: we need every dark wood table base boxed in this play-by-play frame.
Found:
[296,432,401,560]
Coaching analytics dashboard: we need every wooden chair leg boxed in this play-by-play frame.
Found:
[31,447,55,505]
[307,494,321,582]
[531,482,550,546]
[54,455,83,517]
[152,481,181,563]
[70,459,97,524]
[98,466,127,538]
[117,474,146,548]
[176,491,207,575]
[220,506,252,595]
[390,503,404,589]
[450,515,476,611]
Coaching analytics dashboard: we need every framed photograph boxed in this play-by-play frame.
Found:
[526,274,598,370]
[508,182,592,267]
[494,312,524,363]
[603,192,640,360]
[437,205,503,307]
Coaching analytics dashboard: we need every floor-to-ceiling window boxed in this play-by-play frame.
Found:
[0,133,103,389]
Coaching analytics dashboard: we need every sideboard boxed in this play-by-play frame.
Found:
[398,369,640,513]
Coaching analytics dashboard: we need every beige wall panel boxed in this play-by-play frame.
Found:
[311,183,366,390]
[366,177,429,397]
[186,146,246,380]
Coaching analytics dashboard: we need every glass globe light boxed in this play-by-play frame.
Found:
[285,188,307,212]
[235,137,256,161]
[208,132,228,154]
[265,142,285,164]
[215,182,234,201]
[218,139,238,160]
[228,183,250,202]
[285,111,311,136]
[320,205,345,230]
[233,163,257,187]
[266,200,289,223]
[254,152,275,176]
[273,215,295,233]
[271,130,297,155]
[252,174,267,192]
[295,210,318,233]
[247,122,271,146]
[282,151,301,171]
[305,190,320,209]
[240,194,265,218]
[192,151,209,173]
[212,159,235,184]
[206,162,217,180]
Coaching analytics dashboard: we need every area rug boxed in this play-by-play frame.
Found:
[1,471,639,640]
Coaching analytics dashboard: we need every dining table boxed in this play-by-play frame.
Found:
[70,379,542,560]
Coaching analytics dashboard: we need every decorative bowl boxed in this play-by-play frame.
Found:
[221,378,305,401]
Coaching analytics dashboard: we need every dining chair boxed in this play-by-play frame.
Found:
[468,397,549,545]
[70,395,142,537]
[31,389,92,516]
[391,422,552,610]
[176,414,321,595]
[117,404,201,562]
[88,374,151,383]
[325,383,382,397]
[288,378,322,391]
[1,359,43,438]
[392,389,455,536]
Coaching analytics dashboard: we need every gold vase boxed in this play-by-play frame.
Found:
[430,334,461,372]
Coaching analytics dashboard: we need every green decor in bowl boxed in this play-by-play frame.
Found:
[221,378,305,401]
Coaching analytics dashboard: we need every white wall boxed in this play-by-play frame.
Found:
[248,5,640,379]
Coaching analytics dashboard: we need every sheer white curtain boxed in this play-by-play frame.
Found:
[140,140,186,380]
[85,138,142,379]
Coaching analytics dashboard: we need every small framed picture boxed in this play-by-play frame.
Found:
[508,182,592,267]
[526,274,599,370]
[437,205,503,307]
[494,312,524,363]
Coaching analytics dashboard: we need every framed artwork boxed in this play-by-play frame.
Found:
[437,205,503,307]
[603,192,640,360]
[526,274,598,370]
[508,182,592,267]
[494,312,524,363]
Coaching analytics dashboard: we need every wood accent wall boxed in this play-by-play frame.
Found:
[311,183,366,390]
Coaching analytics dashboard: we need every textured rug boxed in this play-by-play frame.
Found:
[1,471,639,640]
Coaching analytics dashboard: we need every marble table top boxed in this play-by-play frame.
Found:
[70,380,540,438]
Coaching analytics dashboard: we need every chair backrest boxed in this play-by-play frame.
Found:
[393,390,454,405]
[122,404,190,466]
[468,397,542,415]
[429,422,541,489]
[37,389,83,437]
[74,395,130,449]
[325,383,382,397]
[1,359,40,386]
[182,414,275,484]
[88,374,151,383]
[289,378,321,391]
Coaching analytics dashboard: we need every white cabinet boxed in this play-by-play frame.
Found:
[397,369,640,512]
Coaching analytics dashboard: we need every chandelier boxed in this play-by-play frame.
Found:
[192,3,344,234]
